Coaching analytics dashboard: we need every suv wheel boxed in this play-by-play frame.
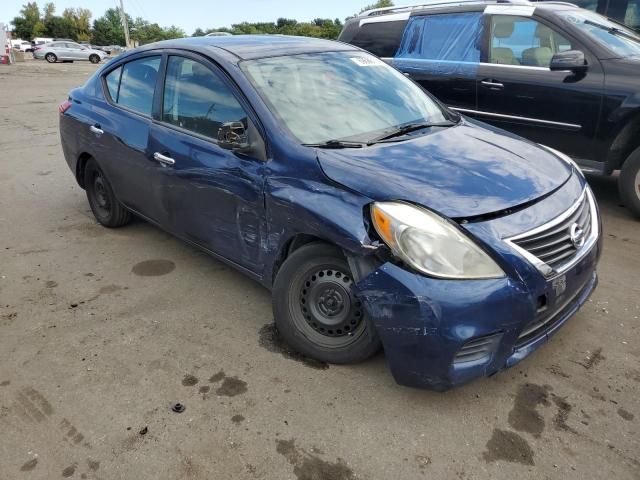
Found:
[45,53,57,63]
[619,146,640,218]
[89,54,100,64]
[272,243,381,364]
[84,159,132,228]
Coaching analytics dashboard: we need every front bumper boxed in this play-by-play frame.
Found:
[356,242,599,390]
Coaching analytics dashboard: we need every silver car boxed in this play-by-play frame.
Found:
[34,41,107,64]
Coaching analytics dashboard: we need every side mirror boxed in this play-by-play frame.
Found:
[550,50,588,73]
[218,121,249,151]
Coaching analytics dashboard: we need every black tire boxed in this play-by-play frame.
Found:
[89,54,100,64]
[619,147,640,219]
[45,53,57,63]
[84,159,132,228]
[272,243,381,364]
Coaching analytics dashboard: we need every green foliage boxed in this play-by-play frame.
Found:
[360,0,395,13]
[91,8,126,45]
[193,17,344,40]
[12,2,42,40]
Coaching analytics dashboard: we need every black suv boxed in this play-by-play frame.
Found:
[339,0,640,217]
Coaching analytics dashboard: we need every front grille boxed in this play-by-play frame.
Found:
[506,189,596,277]
[454,333,502,364]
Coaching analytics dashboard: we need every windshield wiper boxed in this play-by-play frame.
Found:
[303,139,367,149]
[368,121,456,144]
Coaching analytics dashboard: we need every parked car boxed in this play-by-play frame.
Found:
[58,36,601,390]
[34,41,107,63]
[340,0,640,217]
[10,39,32,52]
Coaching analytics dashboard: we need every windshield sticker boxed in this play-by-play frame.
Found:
[350,56,386,67]
[484,5,535,16]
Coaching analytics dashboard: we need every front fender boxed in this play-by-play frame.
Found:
[262,176,380,287]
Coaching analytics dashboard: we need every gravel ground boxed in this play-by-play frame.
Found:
[0,61,638,480]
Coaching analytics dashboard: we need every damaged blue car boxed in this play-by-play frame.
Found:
[59,36,601,390]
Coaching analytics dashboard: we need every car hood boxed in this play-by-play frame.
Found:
[316,122,572,219]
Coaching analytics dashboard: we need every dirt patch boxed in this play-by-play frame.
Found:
[209,371,225,383]
[259,324,329,370]
[231,414,245,424]
[508,383,551,437]
[483,429,534,466]
[216,377,247,397]
[552,395,577,433]
[617,408,634,421]
[99,284,122,294]
[199,386,210,394]
[579,348,605,370]
[276,438,355,480]
[62,464,76,477]
[181,374,199,387]
[131,260,175,277]
[20,458,38,471]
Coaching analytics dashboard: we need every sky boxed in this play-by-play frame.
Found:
[2,0,415,35]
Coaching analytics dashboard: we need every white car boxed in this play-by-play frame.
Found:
[34,41,108,64]
[11,40,33,52]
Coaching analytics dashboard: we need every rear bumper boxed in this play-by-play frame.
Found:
[355,242,599,391]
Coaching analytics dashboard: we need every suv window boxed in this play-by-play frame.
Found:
[161,56,248,140]
[351,20,407,57]
[105,56,161,116]
[489,16,574,67]
[396,12,483,62]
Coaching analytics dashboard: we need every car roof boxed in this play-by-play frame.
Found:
[137,35,358,61]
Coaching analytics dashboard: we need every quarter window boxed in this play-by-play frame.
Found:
[489,16,574,67]
[161,56,248,140]
[105,56,161,116]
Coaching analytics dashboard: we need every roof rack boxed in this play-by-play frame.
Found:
[360,0,532,17]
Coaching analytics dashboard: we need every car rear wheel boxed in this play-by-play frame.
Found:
[619,147,640,219]
[45,53,57,63]
[84,159,132,228]
[89,54,100,64]
[273,243,381,364]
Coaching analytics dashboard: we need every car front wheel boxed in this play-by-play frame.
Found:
[45,53,57,63]
[273,243,381,364]
[619,146,640,219]
[84,159,132,228]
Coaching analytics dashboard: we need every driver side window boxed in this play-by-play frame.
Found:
[489,16,574,67]
[162,56,248,140]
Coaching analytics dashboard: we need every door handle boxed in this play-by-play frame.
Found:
[481,80,504,89]
[153,152,175,166]
[89,125,104,135]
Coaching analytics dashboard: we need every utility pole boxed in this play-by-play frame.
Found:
[118,0,131,48]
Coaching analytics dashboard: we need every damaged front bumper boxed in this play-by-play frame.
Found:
[355,243,599,391]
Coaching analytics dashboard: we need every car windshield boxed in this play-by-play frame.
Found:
[242,51,449,145]
[558,10,640,57]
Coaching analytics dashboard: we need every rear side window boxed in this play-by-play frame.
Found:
[396,12,483,62]
[161,56,248,140]
[105,56,161,116]
[350,21,407,57]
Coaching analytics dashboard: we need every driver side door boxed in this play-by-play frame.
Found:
[473,14,604,161]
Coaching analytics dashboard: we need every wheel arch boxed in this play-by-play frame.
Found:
[605,110,640,174]
[75,152,93,189]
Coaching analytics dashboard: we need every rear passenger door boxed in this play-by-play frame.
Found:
[96,55,169,225]
[393,12,483,109]
[474,14,604,160]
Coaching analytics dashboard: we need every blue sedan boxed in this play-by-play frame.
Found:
[58,36,601,390]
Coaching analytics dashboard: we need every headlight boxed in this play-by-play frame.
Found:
[539,144,584,178]
[371,202,504,279]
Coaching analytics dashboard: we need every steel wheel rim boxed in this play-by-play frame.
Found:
[635,169,640,199]
[91,171,111,218]
[291,264,366,349]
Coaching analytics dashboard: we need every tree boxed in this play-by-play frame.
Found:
[360,0,394,13]
[92,8,127,45]
[11,2,42,40]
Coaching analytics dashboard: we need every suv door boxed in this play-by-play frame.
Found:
[149,54,266,272]
[473,14,604,161]
[393,11,484,109]
[96,55,169,224]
